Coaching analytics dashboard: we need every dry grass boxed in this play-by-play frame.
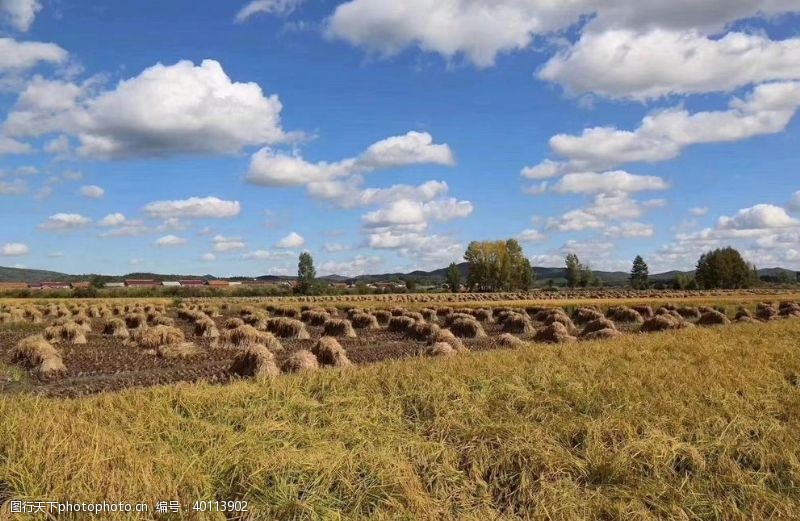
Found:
[266,317,311,340]
[322,318,357,339]
[11,335,66,379]
[0,321,799,519]
[44,321,87,345]
[312,336,353,367]
[228,345,280,379]
[280,350,320,373]
[215,325,283,351]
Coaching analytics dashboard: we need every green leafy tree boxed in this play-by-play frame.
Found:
[464,239,533,292]
[404,278,417,292]
[297,252,317,295]
[565,253,583,288]
[695,247,753,289]
[630,255,649,289]
[446,263,462,292]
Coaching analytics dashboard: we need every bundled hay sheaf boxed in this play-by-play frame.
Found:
[641,314,691,333]
[193,318,220,339]
[216,325,283,351]
[425,342,457,357]
[497,333,525,348]
[312,337,353,367]
[502,313,534,334]
[572,307,604,324]
[223,317,245,330]
[449,317,486,339]
[606,306,644,323]
[266,317,311,339]
[125,313,147,329]
[779,302,800,318]
[403,311,425,322]
[677,307,701,319]
[756,304,778,321]
[581,318,617,337]
[407,321,440,341]
[44,321,87,345]
[427,329,466,353]
[582,328,623,340]
[12,335,66,379]
[533,322,576,344]
[281,349,320,373]
[351,312,380,330]
[228,345,280,379]
[388,315,416,333]
[697,310,731,326]
[372,310,392,325]
[103,318,130,339]
[322,318,357,338]
[301,309,330,326]
[632,305,654,319]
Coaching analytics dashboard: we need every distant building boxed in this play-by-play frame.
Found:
[0,282,28,290]
[40,281,71,289]
[179,279,205,286]
[70,281,91,289]
[125,279,157,287]
[161,281,181,287]
[207,280,230,288]
[104,282,125,288]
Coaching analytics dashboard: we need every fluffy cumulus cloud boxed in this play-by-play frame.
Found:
[97,213,126,227]
[528,81,800,174]
[212,235,246,252]
[551,171,668,195]
[546,192,664,232]
[276,232,305,248]
[235,0,304,22]
[242,249,294,261]
[79,185,104,199]
[3,60,290,159]
[517,229,545,243]
[1,242,28,256]
[326,0,800,68]
[39,213,92,231]
[319,255,383,277]
[155,235,187,247]
[0,38,67,72]
[717,204,799,230]
[539,30,800,101]
[362,198,473,228]
[247,131,454,187]
[0,0,41,31]
[790,191,800,211]
[143,196,240,219]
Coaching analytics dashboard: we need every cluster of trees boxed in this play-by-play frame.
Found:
[291,244,768,296]
[463,239,534,292]
[564,254,601,288]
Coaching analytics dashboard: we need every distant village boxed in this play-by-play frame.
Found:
[0,279,415,292]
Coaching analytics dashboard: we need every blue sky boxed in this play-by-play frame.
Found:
[1,0,799,277]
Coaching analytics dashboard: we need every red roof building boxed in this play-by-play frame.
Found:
[179,279,206,286]
[125,279,157,287]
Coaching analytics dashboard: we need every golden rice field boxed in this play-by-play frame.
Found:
[1,292,799,519]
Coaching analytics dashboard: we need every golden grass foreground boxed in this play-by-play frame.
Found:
[1,320,800,520]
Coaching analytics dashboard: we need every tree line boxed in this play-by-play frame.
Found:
[290,243,776,295]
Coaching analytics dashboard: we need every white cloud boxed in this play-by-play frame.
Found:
[0,136,31,155]
[323,243,351,253]
[79,184,104,199]
[155,235,187,247]
[14,165,37,176]
[62,170,82,181]
[247,131,454,187]
[319,255,383,277]
[212,235,246,252]
[546,192,664,232]
[0,0,42,31]
[235,0,304,22]
[539,81,800,172]
[604,222,655,238]
[242,249,294,261]
[362,197,473,228]
[521,159,562,180]
[326,0,800,68]
[97,213,126,227]
[0,179,26,195]
[718,204,798,230]
[143,196,240,219]
[539,29,800,101]
[552,171,668,194]
[0,37,66,71]
[790,191,800,211]
[200,253,216,262]
[518,229,545,243]
[39,213,91,231]
[276,231,305,248]
[4,59,291,159]
[689,207,709,217]
[1,242,28,256]
[366,229,464,267]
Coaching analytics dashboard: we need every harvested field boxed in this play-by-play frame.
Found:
[2,294,799,397]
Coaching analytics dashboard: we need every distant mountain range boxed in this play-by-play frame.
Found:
[2,263,797,286]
